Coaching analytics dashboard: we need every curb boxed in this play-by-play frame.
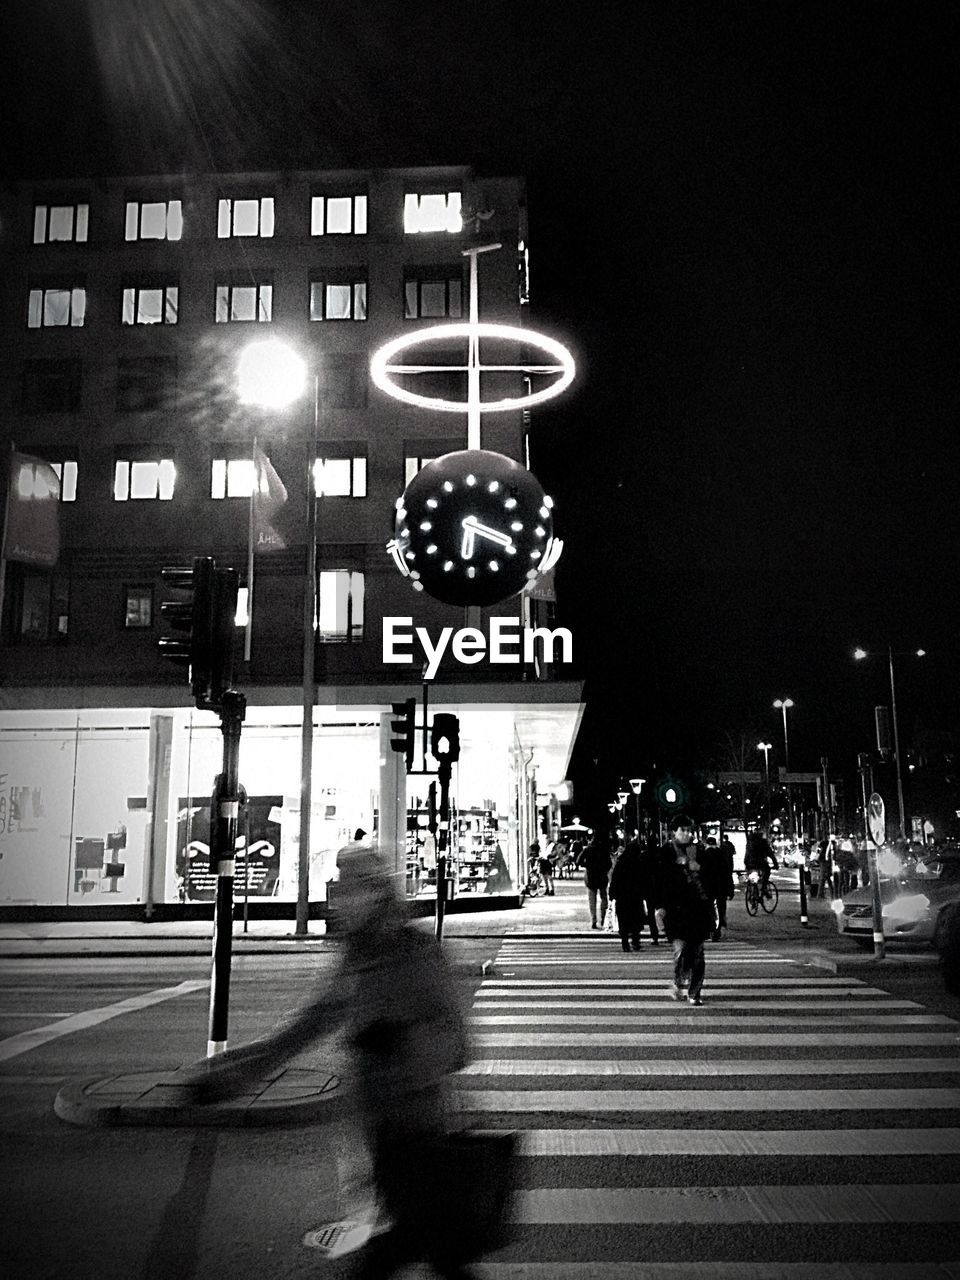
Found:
[54,1064,343,1129]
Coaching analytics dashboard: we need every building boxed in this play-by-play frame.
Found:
[0,165,583,916]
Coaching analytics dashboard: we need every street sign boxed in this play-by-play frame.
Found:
[868,793,886,846]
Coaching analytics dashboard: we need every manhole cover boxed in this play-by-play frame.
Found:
[303,1218,373,1258]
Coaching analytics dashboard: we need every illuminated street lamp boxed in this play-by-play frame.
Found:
[853,646,926,840]
[629,777,646,836]
[239,339,319,936]
[757,742,772,824]
[773,697,794,832]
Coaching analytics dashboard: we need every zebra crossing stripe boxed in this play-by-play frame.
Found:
[455,1087,960,1111]
[473,1263,960,1279]
[511,1127,960,1156]
[470,1013,955,1026]
[458,1057,960,1077]
[494,958,796,965]
[480,979,878,986]
[510,1183,960,1223]
[473,1031,960,1047]
[473,999,923,1010]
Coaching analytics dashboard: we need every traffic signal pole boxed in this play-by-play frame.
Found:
[435,758,451,942]
[207,689,247,1056]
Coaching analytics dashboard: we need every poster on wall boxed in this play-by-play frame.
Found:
[176,795,282,902]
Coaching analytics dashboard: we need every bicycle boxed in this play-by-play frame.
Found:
[744,869,779,915]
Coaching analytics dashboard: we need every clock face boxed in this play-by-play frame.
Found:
[389,449,559,606]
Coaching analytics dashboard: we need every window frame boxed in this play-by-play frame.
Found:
[310,192,368,236]
[316,568,365,644]
[33,201,89,245]
[121,278,180,326]
[124,197,183,242]
[123,585,154,629]
[215,279,274,323]
[115,356,178,413]
[309,273,368,322]
[113,451,177,502]
[27,283,87,329]
[403,190,462,234]
[313,447,368,498]
[217,196,275,239]
[403,266,463,319]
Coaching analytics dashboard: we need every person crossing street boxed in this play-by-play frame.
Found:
[654,815,716,1005]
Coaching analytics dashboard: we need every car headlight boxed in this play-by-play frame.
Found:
[884,893,930,925]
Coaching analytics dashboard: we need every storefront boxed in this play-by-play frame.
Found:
[0,683,582,915]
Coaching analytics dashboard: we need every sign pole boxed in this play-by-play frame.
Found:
[207,689,247,1055]
[866,790,887,961]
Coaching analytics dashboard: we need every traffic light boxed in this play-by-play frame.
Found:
[656,777,687,810]
[430,712,460,764]
[390,698,417,770]
[159,556,239,711]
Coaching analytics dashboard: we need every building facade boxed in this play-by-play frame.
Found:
[0,165,582,914]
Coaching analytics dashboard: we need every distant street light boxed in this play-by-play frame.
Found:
[629,777,646,836]
[239,339,319,936]
[853,646,926,840]
[757,742,773,824]
[773,697,794,833]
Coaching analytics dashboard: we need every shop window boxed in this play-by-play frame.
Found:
[317,570,364,643]
[314,452,367,497]
[317,354,368,407]
[125,199,183,241]
[309,276,367,321]
[113,457,176,501]
[211,457,256,499]
[121,281,179,326]
[216,281,273,323]
[116,356,177,412]
[403,191,462,233]
[27,285,86,328]
[311,193,367,235]
[124,586,153,628]
[21,358,82,413]
[33,202,89,244]
[217,196,274,238]
[403,268,462,319]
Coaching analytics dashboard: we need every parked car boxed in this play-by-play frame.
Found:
[832,846,960,949]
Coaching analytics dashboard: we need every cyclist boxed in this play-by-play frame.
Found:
[744,828,779,899]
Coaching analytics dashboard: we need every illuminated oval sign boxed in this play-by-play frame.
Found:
[387,449,562,606]
[370,322,575,414]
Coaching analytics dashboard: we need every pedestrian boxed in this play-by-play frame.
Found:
[186,843,481,1278]
[608,836,647,951]
[654,814,716,1005]
[699,835,735,941]
[539,835,556,895]
[581,831,612,929]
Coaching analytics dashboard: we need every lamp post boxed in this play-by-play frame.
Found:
[757,742,772,825]
[853,647,926,841]
[773,697,794,831]
[239,339,319,936]
[629,777,646,838]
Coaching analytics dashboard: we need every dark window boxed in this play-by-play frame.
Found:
[22,358,82,412]
[317,354,368,408]
[403,267,463,319]
[116,357,177,412]
[2,566,67,644]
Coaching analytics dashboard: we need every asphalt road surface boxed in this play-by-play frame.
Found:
[2,925,960,1277]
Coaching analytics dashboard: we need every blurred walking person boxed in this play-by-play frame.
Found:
[654,814,716,1005]
[608,836,647,951]
[580,830,613,929]
[186,843,496,1278]
[700,835,735,941]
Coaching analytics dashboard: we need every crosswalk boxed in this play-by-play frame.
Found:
[453,935,960,1278]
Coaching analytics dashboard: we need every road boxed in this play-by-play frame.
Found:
[2,908,960,1277]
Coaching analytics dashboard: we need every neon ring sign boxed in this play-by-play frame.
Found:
[370,322,575,415]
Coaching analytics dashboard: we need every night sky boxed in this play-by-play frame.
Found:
[2,1,956,813]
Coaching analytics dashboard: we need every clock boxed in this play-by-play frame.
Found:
[388,449,561,606]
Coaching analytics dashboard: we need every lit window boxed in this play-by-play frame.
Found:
[46,460,78,502]
[215,282,273,322]
[27,286,86,328]
[211,458,256,499]
[122,283,179,325]
[309,277,367,321]
[403,269,462,319]
[405,455,439,486]
[33,203,89,244]
[218,197,274,238]
[311,194,368,235]
[125,200,182,241]
[313,455,367,497]
[317,570,364,642]
[124,586,153,628]
[403,191,462,233]
[113,458,176,501]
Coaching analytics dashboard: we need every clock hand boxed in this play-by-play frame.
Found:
[460,515,514,560]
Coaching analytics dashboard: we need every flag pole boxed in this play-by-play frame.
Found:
[0,442,17,642]
[244,434,256,662]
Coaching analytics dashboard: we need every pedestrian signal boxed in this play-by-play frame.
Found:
[430,713,461,764]
[390,698,417,770]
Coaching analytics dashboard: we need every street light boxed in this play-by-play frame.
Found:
[757,742,772,824]
[239,339,319,936]
[853,646,926,840]
[773,697,794,832]
[629,777,646,837]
